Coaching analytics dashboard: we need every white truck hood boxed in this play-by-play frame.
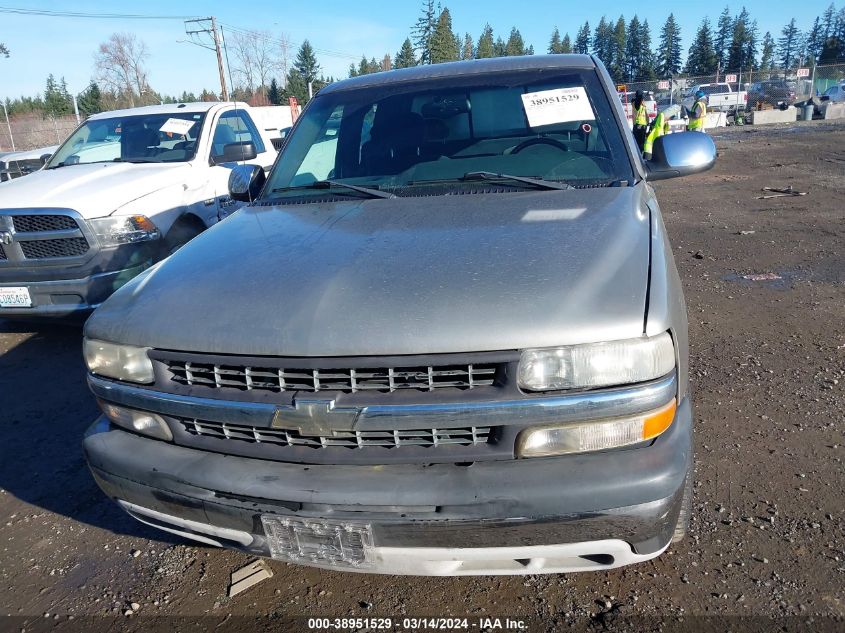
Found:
[0,162,192,218]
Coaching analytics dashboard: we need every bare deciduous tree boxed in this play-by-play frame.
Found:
[230,30,277,96]
[276,33,293,88]
[94,33,152,107]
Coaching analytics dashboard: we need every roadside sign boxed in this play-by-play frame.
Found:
[657,80,670,90]
[725,74,737,83]
[797,68,810,77]
[616,84,626,93]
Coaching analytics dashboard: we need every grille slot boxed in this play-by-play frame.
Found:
[0,244,6,260]
[168,360,498,393]
[20,237,89,259]
[12,214,78,232]
[181,418,493,449]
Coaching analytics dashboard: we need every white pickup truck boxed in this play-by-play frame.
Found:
[683,83,748,113]
[0,101,278,317]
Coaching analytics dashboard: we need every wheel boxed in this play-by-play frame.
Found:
[162,218,204,257]
[672,471,693,543]
[510,137,569,154]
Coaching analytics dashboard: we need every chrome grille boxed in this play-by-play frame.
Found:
[181,418,493,449]
[12,214,78,232]
[20,237,89,259]
[0,244,6,260]
[167,360,497,393]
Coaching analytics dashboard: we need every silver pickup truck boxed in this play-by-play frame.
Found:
[82,54,715,576]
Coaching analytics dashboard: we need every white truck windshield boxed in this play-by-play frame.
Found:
[47,112,207,168]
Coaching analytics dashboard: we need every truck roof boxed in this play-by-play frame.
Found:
[320,54,598,95]
[87,101,249,120]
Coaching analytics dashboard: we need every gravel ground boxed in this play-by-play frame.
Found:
[0,121,843,632]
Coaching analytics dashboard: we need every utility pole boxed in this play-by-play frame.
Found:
[1,101,15,151]
[184,17,229,101]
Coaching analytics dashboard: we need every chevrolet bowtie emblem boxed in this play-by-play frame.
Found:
[0,230,11,245]
[271,398,361,435]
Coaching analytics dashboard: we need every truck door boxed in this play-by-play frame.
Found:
[208,110,275,221]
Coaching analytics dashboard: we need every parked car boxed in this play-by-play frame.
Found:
[747,80,799,108]
[821,83,845,102]
[683,82,748,113]
[82,54,716,576]
[0,102,277,317]
[0,144,58,182]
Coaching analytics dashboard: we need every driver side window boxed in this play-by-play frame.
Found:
[211,111,265,161]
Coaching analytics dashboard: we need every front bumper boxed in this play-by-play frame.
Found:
[83,396,693,575]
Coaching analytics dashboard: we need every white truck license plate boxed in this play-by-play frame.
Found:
[0,286,32,308]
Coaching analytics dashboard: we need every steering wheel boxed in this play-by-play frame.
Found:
[510,137,569,154]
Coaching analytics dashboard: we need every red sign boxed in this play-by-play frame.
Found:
[797,68,810,77]
[657,80,670,90]
[725,74,737,83]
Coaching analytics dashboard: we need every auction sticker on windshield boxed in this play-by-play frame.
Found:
[0,287,32,308]
[521,87,595,127]
[159,118,195,136]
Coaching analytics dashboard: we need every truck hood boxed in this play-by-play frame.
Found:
[86,187,652,356]
[0,162,191,217]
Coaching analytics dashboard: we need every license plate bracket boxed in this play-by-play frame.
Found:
[261,516,373,568]
[0,286,32,308]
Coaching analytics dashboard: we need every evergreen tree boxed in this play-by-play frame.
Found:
[430,7,460,63]
[759,31,776,70]
[0,43,8,58]
[574,21,591,54]
[77,81,102,116]
[285,40,320,103]
[609,15,626,83]
[778,18,801,68]
[493,36,507,58]
[806,17,825,64]
[592,17,613,66]
[727,7,751,70]
[348,63,358,78]
[561,34,572,53]
[44,74,71,116]
[625,16,642,81]
[462,33,474,60]
[267,78,281,104]
[412,0,437,64]
[476,23,495,58]
[745,19,759,70]
[638,20,656,79]
[822,3,836,39]
[715,6,733,71]
[819,35,845,63]
[549,27,563,54]
[656,14,682,76]
[686,18,718,75]
[395,38,417,68]
[505,27,528,56]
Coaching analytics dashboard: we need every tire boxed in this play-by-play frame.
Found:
[672,470,693,543]
[162,218,204,257]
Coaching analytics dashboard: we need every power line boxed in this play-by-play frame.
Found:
[0,6,198,20]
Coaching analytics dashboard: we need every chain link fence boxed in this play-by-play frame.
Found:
[0,113,79,154]
[618,62,845,115]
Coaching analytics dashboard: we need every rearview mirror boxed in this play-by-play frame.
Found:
[228,164,266,202]
[40,153,52,165]
[645,132,716,181]
[214,141,258,165]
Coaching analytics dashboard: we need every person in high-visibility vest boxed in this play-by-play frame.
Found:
[687,89,707,132]
[642,111,670,160]
[632,90,649,148]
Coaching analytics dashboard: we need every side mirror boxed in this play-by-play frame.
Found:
[228,164,266,202]
[214,141,258,165]
[645,132,716,181]
[40,153,52,165]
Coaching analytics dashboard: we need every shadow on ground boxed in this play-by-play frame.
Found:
[0,318,179,544]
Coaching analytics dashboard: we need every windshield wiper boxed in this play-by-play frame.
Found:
[115,158,162,164]
[460,171,574,191]
[273,179,396,199]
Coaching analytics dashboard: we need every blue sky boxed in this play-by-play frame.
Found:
[0,0,830,99]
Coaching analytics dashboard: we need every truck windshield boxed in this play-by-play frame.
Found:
[265,69,633,199]
[47,112,206,168]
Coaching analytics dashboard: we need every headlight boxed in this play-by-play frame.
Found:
[88,215,160,246]
[98,401,172,441]
[83,338,154,384]
[517,398,676,457]
[517,332,675,391]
